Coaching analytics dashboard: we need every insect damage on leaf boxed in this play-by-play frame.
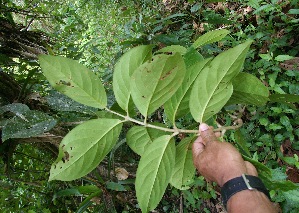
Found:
[160,68,175,80]
[57,80,72,86]
[61,144,71,163]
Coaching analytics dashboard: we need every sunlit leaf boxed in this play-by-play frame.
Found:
[131,53,186,117]
[170,137,196,190]
[164,58,211,125]
[49,119,123,181]
[136,135,175,212]
[113,45,153,111]
[192,29,230,49]
[191,82,233,122]
[2,110,57,141]
[226,72,269,106]
[126,125,166,156]
[156,45,187,54]
[190,40,252,122]
[274,55,294,62]
[39,55,107,109]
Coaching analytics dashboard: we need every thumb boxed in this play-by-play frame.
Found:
[192,136,205,168]
[199,123,217,146]
[192,136,205,157]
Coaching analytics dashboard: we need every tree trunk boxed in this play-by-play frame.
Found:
[0,17,49,60]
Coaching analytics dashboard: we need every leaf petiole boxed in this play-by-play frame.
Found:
[105,108,243,136]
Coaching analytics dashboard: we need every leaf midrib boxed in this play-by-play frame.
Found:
[200,62,235,121]
[145,136,171,210]
[144,58,168,118]
[171,59,210,123]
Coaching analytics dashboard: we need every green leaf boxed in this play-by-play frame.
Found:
[131,53,186,117]
[191,82,233,122]
[259,118,269,126]
[156,45,187,54]
[280,116,292,131]
[242,155,272,183]
[39,55,107,109]
[126,126,166,156]
[269,94,299,103]
[0,103,30,115]
[192,29,230,49]
[76,191,102,213]
[113,45,153,111]
[95,111,122,119]
[135,135,175,212]
[274,55,294,62]
[265,168,299,192]
[234,130,251,157]
[164,58,211,125]
[170,137,196,190]
[2,111,57,141]
[244,156,297,192]
[288,9,299,15]
[259,54,272,61]
[106,182,126,191]
[183,47,204,68]
[190,40,252,122]
[226,72,269,106]
[282,189,299,212]
[53,185,100,199]
[49,119,123,181]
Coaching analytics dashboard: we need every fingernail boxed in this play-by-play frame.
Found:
[200,123,209,132]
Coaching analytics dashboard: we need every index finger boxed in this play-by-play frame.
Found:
[199,123,218,146]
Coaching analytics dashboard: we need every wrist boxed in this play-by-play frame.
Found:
[220,171,247,187]
[221,174,271,210]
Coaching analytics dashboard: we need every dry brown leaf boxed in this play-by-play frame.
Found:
[279,57,299,71]
[115,167,129,180]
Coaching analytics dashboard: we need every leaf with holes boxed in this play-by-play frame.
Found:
[126,125,166,156]
[39,55,107,109]
[170,137,196,190]
[49,119,123,181]
[226,72,269,106]
[192,29,230,49]
[190,40,252,122]
[113,45,153,111]
[131,53,186,118]
[136,135,175,213]
[164,58,211,125]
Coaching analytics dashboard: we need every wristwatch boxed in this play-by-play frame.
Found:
[221,174,271,209]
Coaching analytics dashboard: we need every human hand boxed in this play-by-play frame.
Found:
[192,123,257,186]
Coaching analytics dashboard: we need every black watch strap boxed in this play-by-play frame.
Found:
[221,174,271,209]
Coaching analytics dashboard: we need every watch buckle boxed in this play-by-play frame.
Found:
[242,174,254,190]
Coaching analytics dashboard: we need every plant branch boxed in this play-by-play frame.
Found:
[105,108,243,135]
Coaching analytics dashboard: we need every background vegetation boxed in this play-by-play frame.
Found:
[0,0,298,212]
